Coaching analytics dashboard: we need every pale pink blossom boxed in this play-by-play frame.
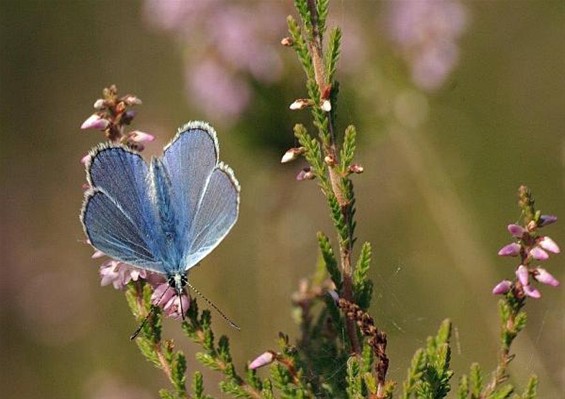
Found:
[533,267,560,287]
[492,280,512,295]
[81,114,109,130]
[99,260,147,290]
[249,351,275,370]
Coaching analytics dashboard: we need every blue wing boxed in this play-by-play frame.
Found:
[81,144,165,273]
[182,162,240,269]
[82,188,164,272]
[162,121,239,271]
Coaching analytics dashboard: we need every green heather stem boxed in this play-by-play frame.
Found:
[305,0,361,356]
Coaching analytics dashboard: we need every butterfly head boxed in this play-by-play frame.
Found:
[168,272,188,296]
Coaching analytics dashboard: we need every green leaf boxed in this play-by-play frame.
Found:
[487,384,513,399]
[520,375,537,399]
[325,27,342,83]
[353,241,372,310]
[457,375,469,399]
[469,363,483,397]
[192,371,205,399]
[346,356,363,399]
[317,231,341,289]
[196,352,222,372]
[339,125,356,173]
[316,0,330,35]
[171,351,187,394]
[158,389,175,399]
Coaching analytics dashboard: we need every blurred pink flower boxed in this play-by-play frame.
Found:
[99,259,147,290]
[492,280,512,295]
[143,0,288,122]
[386,0,469,91]
[81,114,109,130]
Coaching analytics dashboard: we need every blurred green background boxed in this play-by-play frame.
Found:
[1,1,563,398]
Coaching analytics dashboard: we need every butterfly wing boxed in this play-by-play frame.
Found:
[182,162,240,269]
[161,121,239,271]
[81,144,165,273]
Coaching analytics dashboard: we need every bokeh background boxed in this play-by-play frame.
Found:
[1,1,563,397]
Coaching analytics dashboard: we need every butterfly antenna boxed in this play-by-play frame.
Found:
[130,285,171,340]
[186,281,240,330]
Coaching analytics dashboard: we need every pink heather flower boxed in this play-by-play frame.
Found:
[533,267,560,287]
[151,283,190,320]
[507,224,526,238]
[127,131,155,143]
[538,215,557,227]
[164,293,190,320]
[151,283,175,307]
[99,260,147,290]
[81,114,109,130]
[523,284,541,299]
[492,280,512,295]
[515,265,529,286]
[249,351,275,370]
[529,246,549,261]
[498,243,521,257]
[537,236,560,254]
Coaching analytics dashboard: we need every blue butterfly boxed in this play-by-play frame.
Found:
[81,121,240,300]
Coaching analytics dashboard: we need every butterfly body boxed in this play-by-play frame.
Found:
[81,121,240,292]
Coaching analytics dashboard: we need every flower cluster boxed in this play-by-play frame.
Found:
[386,0,469,91]
[80,85,155,162]
[494,216,560,298]
[95,249,190,319]
[143,0,288,122]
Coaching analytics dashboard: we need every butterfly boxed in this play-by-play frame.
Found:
[81,121,240,306]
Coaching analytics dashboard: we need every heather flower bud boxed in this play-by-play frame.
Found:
[529,246,549,260]
[492,280,512,295]
[349,164,364,174]
[296,167,315,181]
[498,243,520,257]
[324,155,336,166]
[122,95,142,106]
[507,224,525,238]
[320,99,331,112]
[249,351,275,370]
[515,265,529,286]
[523,284,541,299]
[81,114,109,130]
[289,99,311,110]
[538,214,557,227]
[281,147,304,163]
[537,236,560,254]
[93,99,106,110]
[121,110,137,125]
[128,130,155,143]
[534,267,560,287]
[280,37,293,47]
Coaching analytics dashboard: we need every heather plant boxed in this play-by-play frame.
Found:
[79,1,560,398]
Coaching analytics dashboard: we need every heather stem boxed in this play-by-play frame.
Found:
[305,0,360,355]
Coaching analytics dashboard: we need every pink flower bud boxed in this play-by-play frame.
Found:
[538,215,557,227]
[523,284,541,299]
[151,283,175,307]
[320,99,331,112]
[128,131,155,143]
[163,293,190,320]
[538,236,560,254]
[91,250,105,259]
[249,351,275,370]
[296,167,315,181]
[492,280,512,295]
[507,224,525,238]
[498,243,520,257]
[515,265,530,286]
[534,267,560,287]
[529,246,549,260]
[81,114,109,130]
